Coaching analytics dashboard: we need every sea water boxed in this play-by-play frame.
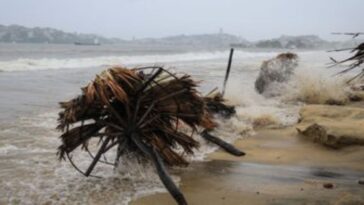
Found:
[0,43,350,204]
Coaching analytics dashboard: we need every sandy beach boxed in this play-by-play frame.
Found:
[132,105,364,205]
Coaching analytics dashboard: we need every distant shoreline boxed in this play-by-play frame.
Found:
[0,24,352,49]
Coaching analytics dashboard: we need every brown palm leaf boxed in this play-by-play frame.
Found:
[57,66,244,205]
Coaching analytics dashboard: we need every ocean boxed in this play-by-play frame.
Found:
[0,43,349,204]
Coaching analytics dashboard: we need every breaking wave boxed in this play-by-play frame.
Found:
[283,73,351,105]
[0,50,275,72]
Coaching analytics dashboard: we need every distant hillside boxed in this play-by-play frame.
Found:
[0,24,341,49]
[134,33,251,47]
[139,34,335,49]
[0,25,123,44]
[255,35,332,49]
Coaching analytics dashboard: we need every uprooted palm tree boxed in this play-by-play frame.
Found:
[57,66,244,205]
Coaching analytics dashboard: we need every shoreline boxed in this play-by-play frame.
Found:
[131,104,364,205]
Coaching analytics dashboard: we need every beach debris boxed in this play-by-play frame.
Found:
[255,52,298,94]
[57,66,244,205]
[222,48,234,97]
[204,88,236,118]
[201,130,245,156]
[203,48,236,118]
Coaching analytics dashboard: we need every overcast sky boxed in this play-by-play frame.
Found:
[0,0,363,40]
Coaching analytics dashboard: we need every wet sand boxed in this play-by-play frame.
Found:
[132,119,364,204]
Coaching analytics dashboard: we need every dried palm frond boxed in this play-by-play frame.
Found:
[332,32,364,38]
[57,66,244,205]
[204,88,236,118]
[329,40,364,83]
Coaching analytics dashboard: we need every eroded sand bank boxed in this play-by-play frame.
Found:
[132,105,364,205]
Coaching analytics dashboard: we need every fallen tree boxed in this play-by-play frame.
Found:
[57,66,244,205]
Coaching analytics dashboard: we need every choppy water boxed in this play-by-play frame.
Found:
[0,43,350,204]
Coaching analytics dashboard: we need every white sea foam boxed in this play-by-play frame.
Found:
[0,50,276,72]
[0,144,19,154]
[281,67,352,105]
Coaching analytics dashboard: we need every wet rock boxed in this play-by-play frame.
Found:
[297,123,364,148]
[297,124,335,148]
[255,52,298,94]
[325,99,346,105]
[323,183,334,189]
[348,94,362,102]
[359,179,364,185]
[296,105,364,148]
